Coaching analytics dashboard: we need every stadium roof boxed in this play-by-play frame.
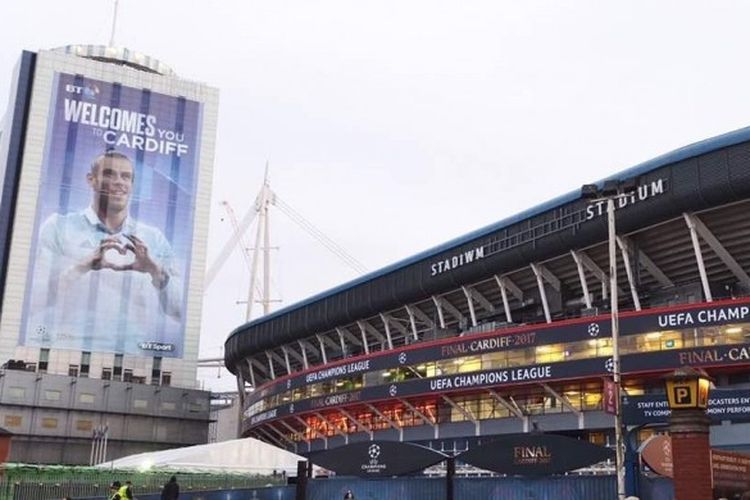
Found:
[226,125,750,370]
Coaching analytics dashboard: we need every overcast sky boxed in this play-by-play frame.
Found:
[3,1,750,390]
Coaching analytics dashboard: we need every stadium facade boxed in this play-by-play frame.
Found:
[226,127,750,457]
[0,46,218,463]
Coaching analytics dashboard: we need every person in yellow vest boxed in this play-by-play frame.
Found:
[118,481,133,499]
[109,481,122,500]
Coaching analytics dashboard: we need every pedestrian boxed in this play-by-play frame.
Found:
[344,489,354,499]
[109,481,122,500]
[161,475,180,500]
[122,480,134,499]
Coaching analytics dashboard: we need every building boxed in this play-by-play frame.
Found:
[0,45,218,463]
[225,127,750,457]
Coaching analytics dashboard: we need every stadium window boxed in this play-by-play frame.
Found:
[80,352,91,377]
[101,367,112,380]
[161,372,171,386]
[123,369,133,383]
[133,399,148,409]
[68,364,79,377]
[588,432,606,446]
[38,348,50,373]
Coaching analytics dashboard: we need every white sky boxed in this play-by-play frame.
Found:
[3,1,750,391]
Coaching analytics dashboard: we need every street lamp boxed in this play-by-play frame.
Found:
[581,179,636,500]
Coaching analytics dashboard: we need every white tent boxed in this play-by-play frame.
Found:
[97,438,303,475]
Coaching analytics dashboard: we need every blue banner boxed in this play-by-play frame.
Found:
[19,73,203,358]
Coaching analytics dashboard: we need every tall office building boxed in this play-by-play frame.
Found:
[0,45,219,463]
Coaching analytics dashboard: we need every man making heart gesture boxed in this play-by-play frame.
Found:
[26,150,182,354]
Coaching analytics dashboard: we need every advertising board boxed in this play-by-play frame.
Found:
[19,72,203,358]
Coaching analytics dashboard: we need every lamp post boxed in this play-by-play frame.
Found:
[581,179,636,500]
[663,367,713,500]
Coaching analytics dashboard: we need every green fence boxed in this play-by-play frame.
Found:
[0,464,286,500]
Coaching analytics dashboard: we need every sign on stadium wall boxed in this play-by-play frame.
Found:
[245,299,750,409]
[459,433,614,475]
[428,178,668,277]
[622,388,750,425]
[309,441,446,477]
[246,343,750,426]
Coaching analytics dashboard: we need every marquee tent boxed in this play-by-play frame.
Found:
[97,438,303,475]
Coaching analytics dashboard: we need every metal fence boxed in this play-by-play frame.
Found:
[305,475,675,500]
[76,486,297,500]
[1,468,676,500]
[0,465,285,500]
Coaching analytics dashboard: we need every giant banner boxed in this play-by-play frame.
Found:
[19,73,203,358]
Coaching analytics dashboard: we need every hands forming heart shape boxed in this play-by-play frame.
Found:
[87,234,159,277]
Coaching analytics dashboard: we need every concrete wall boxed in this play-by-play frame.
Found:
[0,370,211,464]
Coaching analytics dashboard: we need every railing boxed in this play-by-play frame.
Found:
[0,465,286,500]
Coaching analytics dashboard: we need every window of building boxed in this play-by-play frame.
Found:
[188,401,205,413]
[113,354,123,380]
[588,432,606,446]
[39,348,50,373]
[80,352,91,377]
[161,372,171,386]
[44,390,61,401]
[68,365,79,377]
[123,369,133,383]
[7,387,25,399]
[133,399,148,409]
[41,417,58,429]
[75,419,93,431]
[79,393,95,404]
[102,368,112,380]
[4,415,21,427]
[161,401,176,411]
[152,357,162,385]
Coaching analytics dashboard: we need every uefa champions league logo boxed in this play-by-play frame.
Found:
[605,358,614,373]
[288,403,295,414]
[389,385,398,397]
[588,323,600,337]
[362,443,386,471]
[398,352,408,364]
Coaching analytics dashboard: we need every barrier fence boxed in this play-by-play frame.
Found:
[0,467,676,500]
[0,465,285,500]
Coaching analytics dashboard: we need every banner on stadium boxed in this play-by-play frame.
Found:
[309,441,446,477]
[622,388,750,425]
[246,299,750,406]
[459,433,614,475]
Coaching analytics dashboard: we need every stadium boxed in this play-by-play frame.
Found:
[225,127,750,459]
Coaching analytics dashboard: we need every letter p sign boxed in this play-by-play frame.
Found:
[674,386,690,405]
[667,382,697,408]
